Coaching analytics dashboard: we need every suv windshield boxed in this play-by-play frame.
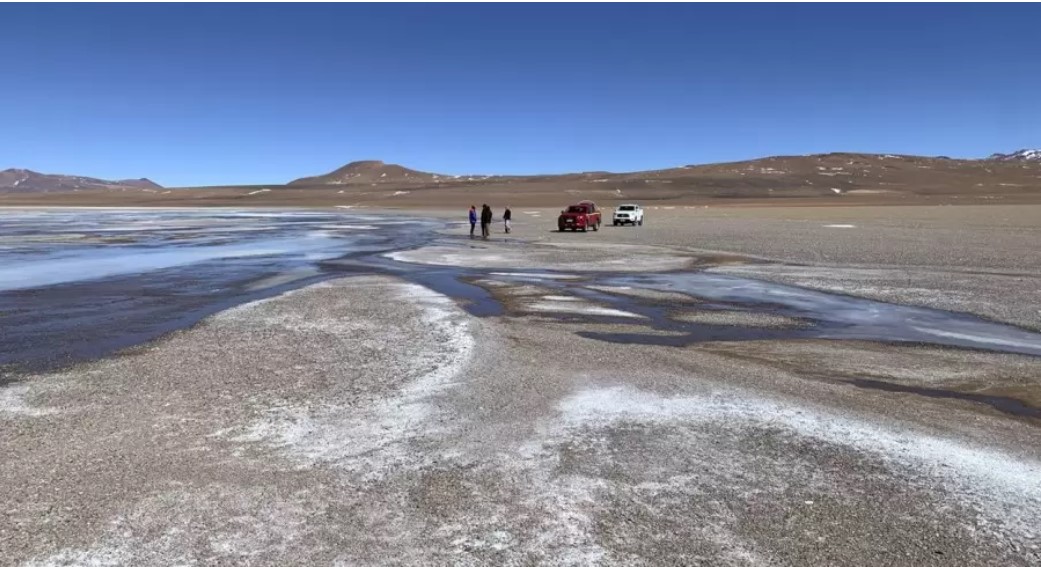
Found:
[567,206,587,213]
[619,206,635,211]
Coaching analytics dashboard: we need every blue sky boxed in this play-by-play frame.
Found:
[1,4,1038,186]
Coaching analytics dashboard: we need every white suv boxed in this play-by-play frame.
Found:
[613,204,644,226]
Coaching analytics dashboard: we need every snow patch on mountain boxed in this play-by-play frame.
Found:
[988,149,1041,162]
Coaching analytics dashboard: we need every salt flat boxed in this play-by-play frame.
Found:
[2,204,1041,566]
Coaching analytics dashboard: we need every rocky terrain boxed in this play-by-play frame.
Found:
[0,168,162,193]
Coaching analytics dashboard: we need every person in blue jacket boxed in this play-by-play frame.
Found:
[468,205,477,238]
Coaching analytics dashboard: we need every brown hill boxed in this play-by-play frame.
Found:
[116,178,164,189]
[4,152,1040,208]
[286,152,1041,200]
[0,168,163,193]
[604,151,1041,199]
[277,152,1041,205]
[288,160,442,186]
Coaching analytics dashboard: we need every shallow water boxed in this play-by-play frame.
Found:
[848,378,1041,419]
[482,270,1041,358]
[4,209,1041,376]
[0,210,401,291]
[0,209,438,372]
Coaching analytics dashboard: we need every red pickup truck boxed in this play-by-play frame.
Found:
[558,201,602,232]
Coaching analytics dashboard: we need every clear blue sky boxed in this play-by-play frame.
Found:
[1,4,1038,187]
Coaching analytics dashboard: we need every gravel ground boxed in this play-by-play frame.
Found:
[669,310,808,328]
[4,204,1041,565]
[449,204,1041,331]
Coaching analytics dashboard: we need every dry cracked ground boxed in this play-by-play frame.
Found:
[3,204,1041,566]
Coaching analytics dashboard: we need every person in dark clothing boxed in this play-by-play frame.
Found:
[480,204,492,239]
[503,206,512,233]
[468,205,477,238]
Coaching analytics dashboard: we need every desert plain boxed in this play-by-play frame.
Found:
[2,198,1040,566]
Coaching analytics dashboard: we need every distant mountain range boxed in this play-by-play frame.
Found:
[288,150,1041,187]
[0,168,163,193]
[3,149,1038,200]
[988,149,1041,162]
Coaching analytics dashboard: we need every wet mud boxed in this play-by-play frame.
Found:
[848,378,1041,420]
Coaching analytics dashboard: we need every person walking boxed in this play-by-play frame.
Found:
[480,204,492,239]
[468,205,477,238]
[503,206,512,233]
